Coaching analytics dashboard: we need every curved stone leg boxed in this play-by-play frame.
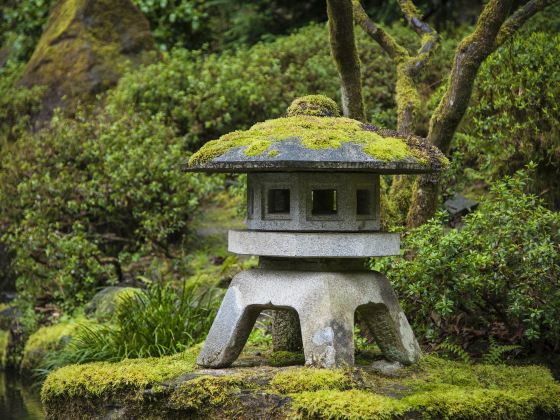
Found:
[356,273,421,365]
[197,287,261,368]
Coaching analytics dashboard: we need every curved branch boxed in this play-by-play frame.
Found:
[328,0,365,121]
[352,0,407,60]
[352,0,440,133]
[496,0,558,46]
[427,0,514,153]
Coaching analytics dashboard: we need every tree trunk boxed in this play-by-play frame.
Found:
[327,0,365,120]
[272,309,303,352]
[407,0,514,226]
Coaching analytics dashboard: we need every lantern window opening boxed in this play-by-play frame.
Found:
[356,189,372,215]
[311,189,338,216]
[267,188,291,214]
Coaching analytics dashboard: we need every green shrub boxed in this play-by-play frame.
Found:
[37,281,218,378]
[380,168,560,351]
[460,32,560,208]
[0,63,44,145]
[0,0,52,63]
[0,109,217,309]
[109,22,457,150]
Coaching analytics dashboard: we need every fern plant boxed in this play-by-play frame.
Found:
[482,338,521,365]
[439,340,472,364]
[440,338,521,365]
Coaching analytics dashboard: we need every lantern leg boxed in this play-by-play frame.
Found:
[197,287,260,368]
[296,305,355,368]
[356,273,421,365]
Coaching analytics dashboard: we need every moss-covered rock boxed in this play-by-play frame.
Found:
[20,321,78,372]
[41,350,560,420]
[84,286,141,321]
[19,0,157,122]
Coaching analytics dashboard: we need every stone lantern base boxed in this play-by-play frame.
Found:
[197,258,420,368]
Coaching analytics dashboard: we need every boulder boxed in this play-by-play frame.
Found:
[84,286,141,321]
[20,321,79,372]
[19,0,157,122]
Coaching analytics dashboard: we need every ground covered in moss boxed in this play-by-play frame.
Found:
[41,344,560,420]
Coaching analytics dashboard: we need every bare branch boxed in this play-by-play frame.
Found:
[398,0,433,35]
[327,0,365,120]
[352,0,440,133]
[496,0,558,46]
[427,0,514,153]
[352,0,407,60]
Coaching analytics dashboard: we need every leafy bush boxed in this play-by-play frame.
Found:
[0,63,44,145]
[37,280,219,377]
[0,0,52,63]
[0,109,217,309]
[380,168,560,352]
[110,22,457,151]
[133,0,327,51]
[459,32,560,208]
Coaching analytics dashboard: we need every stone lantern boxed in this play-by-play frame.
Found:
[188,95,447,368]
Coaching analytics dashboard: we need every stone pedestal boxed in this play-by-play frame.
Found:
[197,259,420,368]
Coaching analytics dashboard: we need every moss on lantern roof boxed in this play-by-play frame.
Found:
[188,95,448,173]
[286,95,341,117]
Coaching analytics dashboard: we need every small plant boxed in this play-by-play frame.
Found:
[440,338,521,365]
[439,341,472,364]
[36,281,220,380]
[481,338,521,365]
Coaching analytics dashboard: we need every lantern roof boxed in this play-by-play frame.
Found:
[187,95,448,174]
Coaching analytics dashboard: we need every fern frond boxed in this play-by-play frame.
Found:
[439,341,472,364]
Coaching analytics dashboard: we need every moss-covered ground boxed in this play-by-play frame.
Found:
[41,341,560,419]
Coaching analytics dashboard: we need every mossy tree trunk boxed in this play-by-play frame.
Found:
[352,0,557,227]
[327,0,365,121]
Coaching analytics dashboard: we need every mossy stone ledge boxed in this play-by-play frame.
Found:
[41,347,560,420]
[188,95,448,174]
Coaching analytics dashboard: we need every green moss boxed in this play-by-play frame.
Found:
[41,345,200,403]
[169,375,245,413]
[363,136,411,161]
[21,321,79,371]
[0,329,8,368]
[189,115,437,165]
[286,95,341,117]
[395,60,421,130]
[292,389,402,419]
[41,351,560,419]
[401,386,554,419]
[271,368,351,393]
[20,0,155,115]
[268,350,305,367]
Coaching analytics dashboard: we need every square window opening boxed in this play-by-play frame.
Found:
[357,189,372,215]
[312,189,337,215]
[268,189,290,214]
